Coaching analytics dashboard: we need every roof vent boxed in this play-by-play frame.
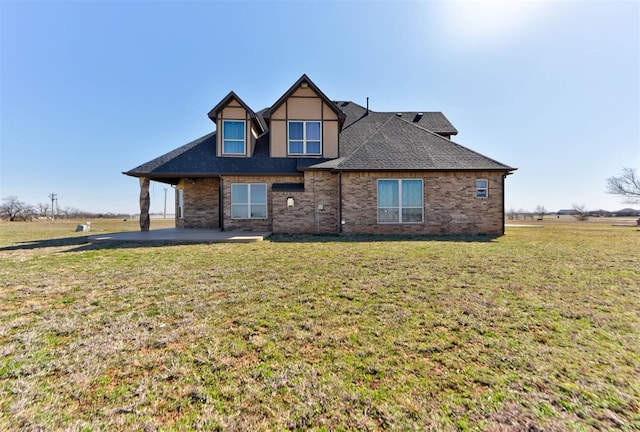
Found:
[395,112,402,117]
[300,82,309,89]
[413,113,423,122]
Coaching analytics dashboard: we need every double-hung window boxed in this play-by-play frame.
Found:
[476,179,488,199]
[288,121,321,155]
[223,120,246,155]
[231,184,267,219]
[377,179,423,223]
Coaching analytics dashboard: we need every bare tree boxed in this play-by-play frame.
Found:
[59,206,72,220]
[0,196,34,221]
[535,205,546,220]
[606,167,640,204]
[572,204,589,221]
[508,207,516,220]
[518,208,529,221]
[36,202,50,218]
[56,206,82,220]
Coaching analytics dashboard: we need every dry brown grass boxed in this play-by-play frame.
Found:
[0,220,638,431]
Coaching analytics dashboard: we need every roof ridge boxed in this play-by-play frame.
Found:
[336,113,397,169]
[340,111,370,132]
[395,116,515,171]
[335,101,446,115]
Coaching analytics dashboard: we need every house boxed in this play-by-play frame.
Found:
[588,209,612,217]
[556,209,578,216]
[613,208,640,217]
[125,74,516,235]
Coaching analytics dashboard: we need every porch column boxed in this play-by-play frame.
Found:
[139,177,150,231]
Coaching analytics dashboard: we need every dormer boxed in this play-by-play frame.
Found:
[208,92,264,157]
[264,74,346,158]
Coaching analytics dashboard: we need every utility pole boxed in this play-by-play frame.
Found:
[163,188,168,219]
[49,193,57,220]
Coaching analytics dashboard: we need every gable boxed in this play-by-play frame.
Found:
[221,98,248,119]
[270,87,339,121]
[125,76,515,181]
[264,74,345,125]
[207,91,264,158]
[266,76,343,159]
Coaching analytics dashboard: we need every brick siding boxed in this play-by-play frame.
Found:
[340,171,504,235]
[221,175,304,232]
[175,178,220,228]
[175,171,505,235]
[272,171,339,234]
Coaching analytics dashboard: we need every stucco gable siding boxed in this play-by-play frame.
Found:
[215,98,255,158]
[269,89,339,158]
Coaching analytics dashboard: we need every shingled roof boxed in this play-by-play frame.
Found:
[311,104,511,171]
[125,94,513,181]
[337,101,458,137]
[124,132,333,184]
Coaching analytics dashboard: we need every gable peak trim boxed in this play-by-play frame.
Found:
[207,91,265,135]
[263,74,346,126]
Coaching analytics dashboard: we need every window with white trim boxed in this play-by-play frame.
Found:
[231,183,267,219]
[222,120,246,155]
[288,121,321,155]
[177,189,184,219]
[377,179,423,223]
[476,179,488,199]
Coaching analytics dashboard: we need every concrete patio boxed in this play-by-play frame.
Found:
[88,228,271,244]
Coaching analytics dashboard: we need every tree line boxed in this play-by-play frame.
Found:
[0,196,131,221]
[509,168,639,222]
[3,168,637,222]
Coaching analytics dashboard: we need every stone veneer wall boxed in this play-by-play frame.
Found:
[340,171,505,235]
[175,178,220,229]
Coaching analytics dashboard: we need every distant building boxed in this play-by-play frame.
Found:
[556,209,577,215]
[613,208,640,217]
[588,210,612,217]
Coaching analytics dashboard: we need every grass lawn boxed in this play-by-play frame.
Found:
[0,220,638,431]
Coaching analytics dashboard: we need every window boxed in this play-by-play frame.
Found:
[288,121,321,155]
[377,179,423,223]
[223,120,246,155]
[177,189,184,219]
[476,179,488,199]
[231,184,267,219]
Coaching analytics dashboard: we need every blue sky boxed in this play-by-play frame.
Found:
[1,0,638,214]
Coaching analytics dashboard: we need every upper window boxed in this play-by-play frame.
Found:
[476,179,488,199]
[288,121,321,155]
[231,183,267,219]
[378,179,423,224]
[223,120,246,155]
